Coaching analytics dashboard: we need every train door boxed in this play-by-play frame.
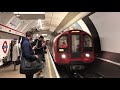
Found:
[70,33,81,58]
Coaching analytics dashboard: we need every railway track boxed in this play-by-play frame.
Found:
[56,64,104,78]
[49,51,104,78]
[73,71,104,78]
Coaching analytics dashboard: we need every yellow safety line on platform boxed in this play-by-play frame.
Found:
[47,50,53,78]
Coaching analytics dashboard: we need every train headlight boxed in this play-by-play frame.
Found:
[61,54,66,59]
[85,53,90,57]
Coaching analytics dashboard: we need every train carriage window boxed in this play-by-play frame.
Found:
[58,35,68,52]
[83,34,93,51]
[71,34,80,53]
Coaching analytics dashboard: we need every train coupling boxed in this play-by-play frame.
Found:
[70,65,85,70]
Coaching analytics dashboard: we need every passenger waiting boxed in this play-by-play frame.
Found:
[32,35,46,78]
[20,31,40,78]
[12,39,20,71]
[34,36,46,62]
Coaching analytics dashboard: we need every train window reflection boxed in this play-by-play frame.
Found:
[71,34,80,53]
[83,35,92,47]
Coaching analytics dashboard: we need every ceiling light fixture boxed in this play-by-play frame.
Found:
[15,12,20,17]
[38,19,43,29]
[13,12,45,14]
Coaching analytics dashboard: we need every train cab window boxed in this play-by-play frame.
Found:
[58,35,68,52]
[83,35,93,51]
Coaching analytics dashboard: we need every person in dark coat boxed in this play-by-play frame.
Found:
[21,31,39,78]
[33,36,46,62]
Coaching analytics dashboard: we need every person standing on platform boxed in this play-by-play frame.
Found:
[21,31,39,78]
[12,39,20,71]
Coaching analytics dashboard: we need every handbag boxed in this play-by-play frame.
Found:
[15,56,21,65]
[20,56,43,74]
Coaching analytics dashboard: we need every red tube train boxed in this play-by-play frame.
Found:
[48,30,95,70]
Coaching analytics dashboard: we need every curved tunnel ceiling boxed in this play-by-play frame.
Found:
[0,12,91,36]
[17,12,69,34]
[21,20,36,32]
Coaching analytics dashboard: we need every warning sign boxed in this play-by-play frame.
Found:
[2,41,8,53]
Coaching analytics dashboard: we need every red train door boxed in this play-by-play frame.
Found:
[70,31,81,58]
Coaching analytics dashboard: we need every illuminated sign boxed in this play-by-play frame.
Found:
[71,31,80,32]
[59,49,64,52]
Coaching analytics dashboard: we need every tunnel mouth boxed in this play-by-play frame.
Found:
[82,14,101,56]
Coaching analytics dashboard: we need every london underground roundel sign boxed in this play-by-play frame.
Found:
[2,41,8,53]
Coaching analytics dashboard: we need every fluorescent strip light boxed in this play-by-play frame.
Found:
[38,19,43,29]
[13,12,45,14]
[42,34,48,36]
[71,31,80,32]
[36,34,39,36]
